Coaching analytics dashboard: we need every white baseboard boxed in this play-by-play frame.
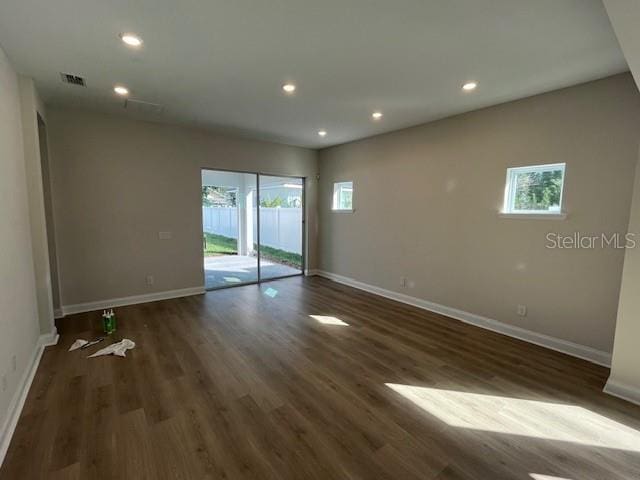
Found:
[53,308,63,319]
[40,327,59,347]
[61,286,206,316]
[304,269,319,276]
[315,270,612,367]
[604,378,640,406]
[0,330,59,467]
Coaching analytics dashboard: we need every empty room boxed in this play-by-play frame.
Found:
[1,1,640,479]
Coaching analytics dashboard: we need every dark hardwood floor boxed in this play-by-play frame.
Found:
[2,276,639,479]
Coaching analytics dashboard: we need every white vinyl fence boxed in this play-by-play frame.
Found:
[202,207,302,254]
[202,207,238,239]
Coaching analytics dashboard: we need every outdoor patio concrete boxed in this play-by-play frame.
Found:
[204,254,301,289]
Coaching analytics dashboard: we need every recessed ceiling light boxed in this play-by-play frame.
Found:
[372,111,383,120]
[462,82,478,91]
[114,85,129,96]
[318,130,327,137]
[120,33,143,47]
[282,83,296,94]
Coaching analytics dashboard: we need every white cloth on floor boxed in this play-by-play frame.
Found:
[88,339,136,358]
[69,339,88,351]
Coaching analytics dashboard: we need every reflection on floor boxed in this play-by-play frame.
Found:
[204,254,300,289]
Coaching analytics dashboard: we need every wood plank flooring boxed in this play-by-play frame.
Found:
[1,276,639,479]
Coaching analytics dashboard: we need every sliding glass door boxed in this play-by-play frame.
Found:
[258,175,304,281]
[202,170,258,289]
[201,169,304,290]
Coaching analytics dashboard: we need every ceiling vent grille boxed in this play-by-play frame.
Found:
[60,73,86,87]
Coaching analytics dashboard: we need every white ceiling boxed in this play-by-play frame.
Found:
[0,0,628,148]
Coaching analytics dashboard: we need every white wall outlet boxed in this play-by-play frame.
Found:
[11,355,16,372]
[146,275,155,285]
[158,231,172,240]
[2,375,6,392]
[517,305,527,317]
[400,277,407,287]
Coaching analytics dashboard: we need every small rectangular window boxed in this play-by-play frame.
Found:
[332,181,353,211]
[503,163,566,215]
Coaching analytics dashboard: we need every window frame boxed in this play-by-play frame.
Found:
[332,181,354,212]
[502,163,566,216]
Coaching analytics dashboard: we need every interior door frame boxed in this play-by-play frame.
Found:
[201,167,306,290]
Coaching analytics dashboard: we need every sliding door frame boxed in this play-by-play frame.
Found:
[201,167,305,290]
[201,168,259,290]
[257,173,306,283]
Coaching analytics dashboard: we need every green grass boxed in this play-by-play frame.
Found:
[203,233,237,256]
[255,244,303,270]
[203,232,302,269]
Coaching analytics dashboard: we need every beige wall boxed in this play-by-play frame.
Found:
[318,73,640,353]
[0,47,41,440]
[46,107,318,307]
[607,145,640,399]
[18,77,55,334]
[604,0,640,90]
[603,0,640,403]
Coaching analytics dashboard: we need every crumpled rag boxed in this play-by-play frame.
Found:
[88,339,136,358]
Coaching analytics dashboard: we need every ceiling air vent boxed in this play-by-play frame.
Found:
[60,73,86,87]
[124,98,164,115]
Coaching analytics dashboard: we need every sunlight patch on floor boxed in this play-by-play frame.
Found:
[263,287,278,298]
[530,474,573,480]
[385,384,640,452]
[310,315,349,326]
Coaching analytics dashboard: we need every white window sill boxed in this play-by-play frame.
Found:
[332,209,354,213]
[499,212,567,220]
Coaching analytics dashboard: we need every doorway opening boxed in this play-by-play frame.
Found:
[37,114,62,315]
[201,169,304,290]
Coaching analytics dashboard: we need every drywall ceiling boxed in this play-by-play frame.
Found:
[0,0,628,148]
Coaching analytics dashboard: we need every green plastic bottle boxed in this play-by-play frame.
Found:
[110,309,117,333]
[102,310,111,334]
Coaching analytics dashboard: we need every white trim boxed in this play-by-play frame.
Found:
[304,269,319,276]
[40,328,59,347]
[53,308,64,319]
[315,270,611,367]
[604,378,640,406]
[331,209,355,213]
[0,330,59,467]
[503,162,566,215]
[332,181,354,212]
[499,212,567,220]
[60,286,205,316]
